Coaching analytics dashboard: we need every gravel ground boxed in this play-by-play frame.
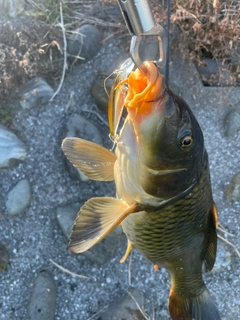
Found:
[0,32,240,320]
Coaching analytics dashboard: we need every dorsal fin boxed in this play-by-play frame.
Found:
[62,138,116,181]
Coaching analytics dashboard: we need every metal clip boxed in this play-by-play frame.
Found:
[117,0,166,71]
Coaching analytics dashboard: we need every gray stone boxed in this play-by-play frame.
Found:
[56,202,123,265]
[83,226,123,265]
[223,108,240,137]
[168,83,182,97]
[67,24,102,63]
[29,270,56,320]
[56,203,81,239]
[100,288,145,320]
[225,171,240,202]
[19,77,54,109]
[0,243,9,272]
[64,114,102,181]
[0,125,27,168]
[91,78,112,114]
[6,179,31,216]
[211,240,231,273]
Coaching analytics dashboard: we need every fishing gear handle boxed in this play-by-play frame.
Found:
[117,0,155,35]
[117,0,166,69]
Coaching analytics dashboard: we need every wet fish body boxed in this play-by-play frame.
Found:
[62,61,221,320]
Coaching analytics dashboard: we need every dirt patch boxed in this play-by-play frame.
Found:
[0,16,63,104]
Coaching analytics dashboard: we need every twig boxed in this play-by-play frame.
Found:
[124,289,151,320]
[49,259,93,280]
[86,305,108,320]
[217,234,240,258]
[218,223,234,237]
[50,1,68,101]
[82,105,109,127]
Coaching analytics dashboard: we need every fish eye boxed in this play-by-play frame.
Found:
[180,135,193,148]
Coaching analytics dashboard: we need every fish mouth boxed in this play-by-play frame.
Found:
[108,60,166,139]
[124,61,166,123]
[147,167,187,176]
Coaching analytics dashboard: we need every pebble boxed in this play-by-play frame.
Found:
[56,203,81,239]
[91,78,112,114]
[0,125,27,168]
[63,114,102,181]
[225,171,240,202]
[6,179,31,216]
[223,108,240,137]
[19,77,54,109]
[67,24,102,63]
[100,288,145,320]
[56,202,123,264]
[0,243,9,272]
[211,240,231,273]
[29,270,56,320]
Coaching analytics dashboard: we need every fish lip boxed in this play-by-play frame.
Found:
[147,167,187,176]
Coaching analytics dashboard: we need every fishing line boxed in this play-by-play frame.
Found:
[165,0,171,83]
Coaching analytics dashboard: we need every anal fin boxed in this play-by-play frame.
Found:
[69,197,138,253]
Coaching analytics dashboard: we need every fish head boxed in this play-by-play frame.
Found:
[120,61,205,199]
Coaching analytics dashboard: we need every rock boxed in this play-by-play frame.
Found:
[195,58,234,87]
[211,240,231,273]
[0,243,9,272]
[0,0,25,18]
[64,114,102,181]
[91,78,112,114]
[168,83,182,97]
[56,203,81,239]
[225,171,240,202]
[0,125,27,168]
[56,202,123,264]
[67,24,102,63]
[6,179,31,216]
[29,270,56,320]
[19,77,54,109]
[83,226,123,265]
[100,288,145,320]
[223,108,240,137]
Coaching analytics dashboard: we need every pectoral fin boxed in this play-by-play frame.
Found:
[62,138,117,181]
[69,197,138,253]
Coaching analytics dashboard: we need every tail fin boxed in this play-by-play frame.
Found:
[169,288,221,320]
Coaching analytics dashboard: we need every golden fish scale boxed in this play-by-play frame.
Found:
[122,153,213,295]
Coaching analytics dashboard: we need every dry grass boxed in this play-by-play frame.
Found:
[26,0,240,79]
[0,0,239,125]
